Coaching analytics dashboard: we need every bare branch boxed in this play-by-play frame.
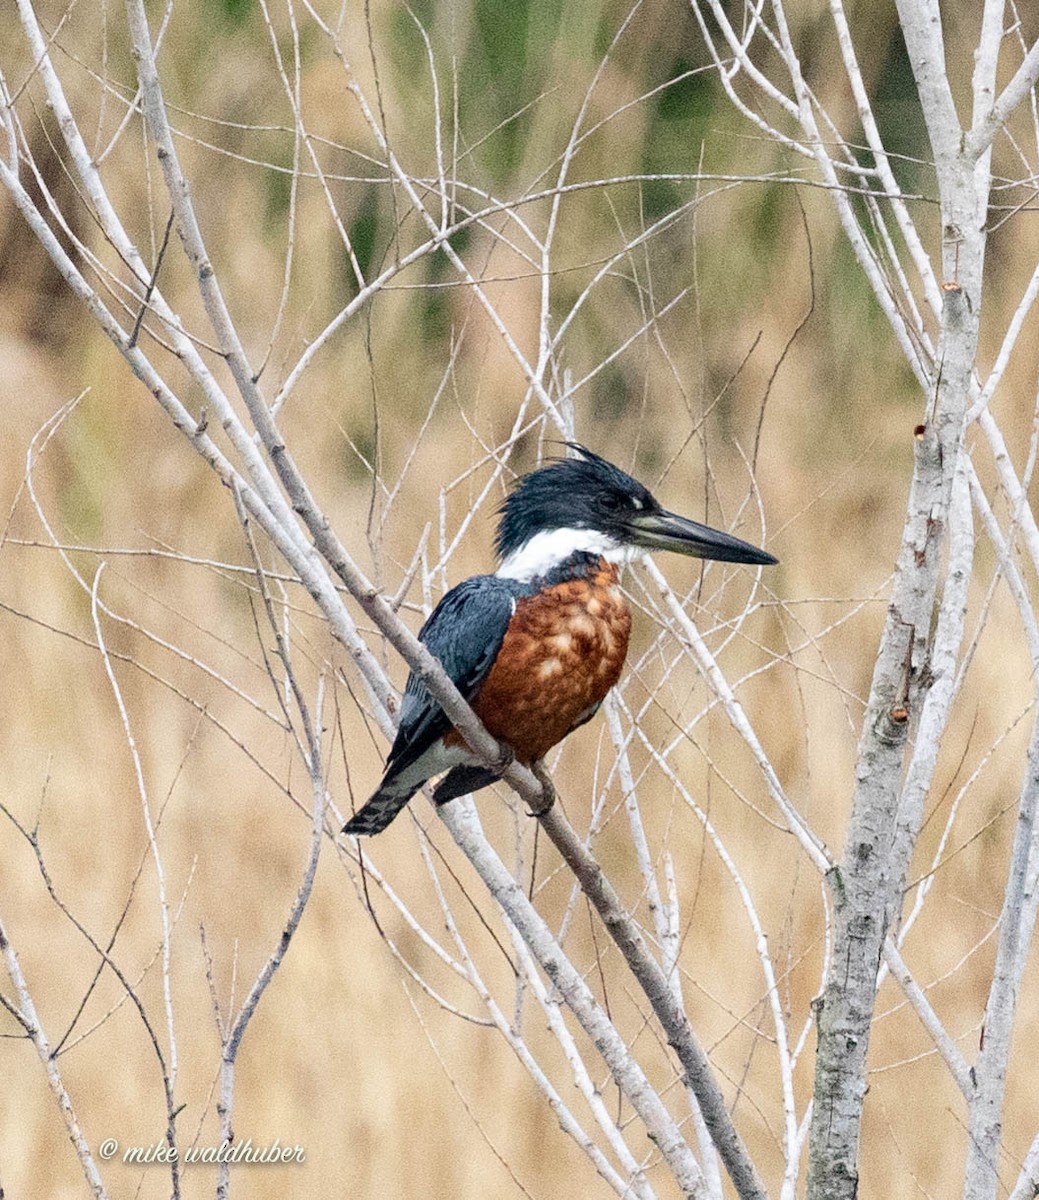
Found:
[0,914,108,1198]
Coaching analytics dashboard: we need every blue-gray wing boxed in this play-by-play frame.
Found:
[385,575,520,776]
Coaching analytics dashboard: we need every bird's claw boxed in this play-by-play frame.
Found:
[527,760,556,816]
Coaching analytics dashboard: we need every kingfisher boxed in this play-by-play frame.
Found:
[343,445,777,836]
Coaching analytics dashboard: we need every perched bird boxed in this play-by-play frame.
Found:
[344,445,776,836]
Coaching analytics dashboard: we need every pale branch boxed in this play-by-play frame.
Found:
[970,258,1039,421]
[661,854,726,1200]
[966,462,1039,669]
[89,564,181,1196]
[0,914,108,1199]
[963,715,1039,1200]
[976,409,1039,583]
[256,0,366,305]
[1008,1130,1039,1200]
[2,804,176,1086]
[828,0,943,321]
[300,0,570,436]
[15,0,321,567]
[504,936,659,1200]
[604,697,675,971]
[216,750,325,1200]
[0,66,16,170]
[338,842,476,992]
[122,1,553,817]
[417,816,659,1200]
[879,938,972,1098]
[215,520,327,1199]
[807,273,977,1200]
[893,0,963,182]
[971,0,1006,147]
[0,150,395,729]
[690,0,933,391]
[965,34,1039,162]
[124,0,368,574]
[639,557,829,873]
[890,455,974,914]
[438,799,708,1198]
[629,717,805,1187]
[533,798,768,1200]
[21,408,291,736]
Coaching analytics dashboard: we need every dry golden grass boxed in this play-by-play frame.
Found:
[2,3,1039,1197]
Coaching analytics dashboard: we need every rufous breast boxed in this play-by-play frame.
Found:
[465,559,632,764]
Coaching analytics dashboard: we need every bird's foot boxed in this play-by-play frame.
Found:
[527,759,556,816]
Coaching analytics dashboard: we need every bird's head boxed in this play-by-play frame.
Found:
[495,444,777,581]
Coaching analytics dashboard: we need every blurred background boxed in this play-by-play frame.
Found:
[2,0,1039,1195]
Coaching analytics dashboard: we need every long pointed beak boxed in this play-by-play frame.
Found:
[624,509,777,566]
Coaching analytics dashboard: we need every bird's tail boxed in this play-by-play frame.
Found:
[432,765,502,804]
[342,781,420,837]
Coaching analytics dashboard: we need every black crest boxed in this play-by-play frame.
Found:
[495,444,656,562]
